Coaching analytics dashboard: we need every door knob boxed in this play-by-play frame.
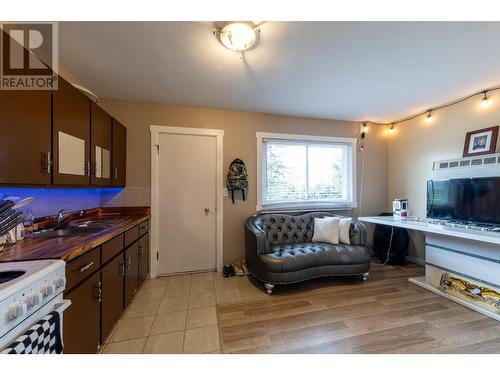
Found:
[204,208,210,215]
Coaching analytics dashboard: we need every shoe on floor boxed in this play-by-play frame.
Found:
[232,262,244,276]
[241,261,251,276]
[223,264,235,277]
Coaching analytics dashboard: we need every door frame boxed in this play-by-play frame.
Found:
[150,125,224,278]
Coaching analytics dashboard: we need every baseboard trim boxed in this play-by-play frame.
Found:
[406,256,425,266]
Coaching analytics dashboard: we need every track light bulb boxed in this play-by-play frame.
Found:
[362,122,368,133]
[425,111,433,123]
[481,92,491,107]
[388,124,395,135]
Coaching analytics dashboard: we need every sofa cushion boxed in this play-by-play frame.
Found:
[312,217,340,244]
[259,242,370,273]
[339,218,352,245]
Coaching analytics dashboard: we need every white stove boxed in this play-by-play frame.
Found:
[0,259,70,350]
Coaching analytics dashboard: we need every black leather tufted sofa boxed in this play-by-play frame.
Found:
[245,212,370,294]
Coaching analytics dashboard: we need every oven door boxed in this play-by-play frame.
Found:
[0,294,71,352]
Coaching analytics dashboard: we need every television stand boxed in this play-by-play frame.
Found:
[359,216,500,321]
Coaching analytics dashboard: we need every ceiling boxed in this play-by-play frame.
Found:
[58,21,500,122]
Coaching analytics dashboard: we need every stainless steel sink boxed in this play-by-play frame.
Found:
[33,225,112,238]
[71,218,129,227]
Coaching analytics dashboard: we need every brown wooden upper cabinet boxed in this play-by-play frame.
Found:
[112,119,127,187]
[0,29,126,187]
[90,103,112,186]
[52,76,91,186]
[0,90,52,185]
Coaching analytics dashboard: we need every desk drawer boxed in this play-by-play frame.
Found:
[66,247,101,292]
[102,234,124,265]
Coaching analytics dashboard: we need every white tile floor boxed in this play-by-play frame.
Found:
[100,271,267,354]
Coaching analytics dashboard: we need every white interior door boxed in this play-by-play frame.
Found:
[157,132,217,275]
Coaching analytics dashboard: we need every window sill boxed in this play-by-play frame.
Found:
[257,202,358,213]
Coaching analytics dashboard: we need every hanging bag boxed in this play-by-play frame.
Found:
[226,158,248,204]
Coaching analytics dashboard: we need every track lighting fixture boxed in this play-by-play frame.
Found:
[362,122,368,133]
[480,92,491,108]
[388,124,395,135]
[361,86,498,137]
[425,110,433,123]
[358,122,367,150]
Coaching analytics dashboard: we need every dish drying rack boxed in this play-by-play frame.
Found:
[0,199,23,251]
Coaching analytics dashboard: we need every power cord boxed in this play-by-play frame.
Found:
[358,144,365,217]
[381,226,394,265]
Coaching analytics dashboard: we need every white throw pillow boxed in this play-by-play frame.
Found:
[312,217,340,245]
[338,218,352,245]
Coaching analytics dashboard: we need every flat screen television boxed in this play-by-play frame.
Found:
[426,176,500,225]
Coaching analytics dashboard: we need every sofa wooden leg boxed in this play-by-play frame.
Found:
[362,272,369,281]
[264,283,275,295]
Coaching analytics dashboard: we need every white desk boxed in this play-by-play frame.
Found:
[359,216,500,321]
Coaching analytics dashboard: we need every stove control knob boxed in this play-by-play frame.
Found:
[8,303,27,320]
[43,284,56,297]
[55,278,65,289]
[28,293,43,307]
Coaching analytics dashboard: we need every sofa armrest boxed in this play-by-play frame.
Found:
[350,218,367,246]
[245,218,270,255]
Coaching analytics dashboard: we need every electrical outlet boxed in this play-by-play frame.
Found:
[223,188,229,197]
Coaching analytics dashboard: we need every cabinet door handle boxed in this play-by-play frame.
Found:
[42,152,53,175]
[84,161,90,176]
[114,167,118,180]
[127,256,131,271]
[138,245,143,256]
[94,281,102,302]
[47,151,52,175]
[79,261,94,273]
[119,260,125,276]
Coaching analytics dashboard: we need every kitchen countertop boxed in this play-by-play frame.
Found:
[0,209,150,263]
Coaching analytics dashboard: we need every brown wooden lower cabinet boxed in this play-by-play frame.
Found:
[124,242,139,307]
[63,271,101,354]
[101,253,125,342]
[63,222,149,353]
[138,233,149,287]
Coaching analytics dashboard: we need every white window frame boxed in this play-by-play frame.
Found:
[256,132,357,212]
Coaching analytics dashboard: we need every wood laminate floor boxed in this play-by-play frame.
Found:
[217,262,500,354]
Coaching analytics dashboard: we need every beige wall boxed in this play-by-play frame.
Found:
[387,91,500,261]
[99,99,389,264]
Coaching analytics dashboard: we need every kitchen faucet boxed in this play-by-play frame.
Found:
[56,209,70,229]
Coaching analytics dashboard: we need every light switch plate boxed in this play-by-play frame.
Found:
[223,188,229,197]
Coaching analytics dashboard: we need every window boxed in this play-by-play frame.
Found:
[257,132,357,211]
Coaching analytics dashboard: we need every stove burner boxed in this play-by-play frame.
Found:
[0,270,26,284]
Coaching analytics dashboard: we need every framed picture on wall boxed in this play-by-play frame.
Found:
[462,126,499,157]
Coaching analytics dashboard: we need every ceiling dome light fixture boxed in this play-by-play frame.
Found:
[214,22,259,55]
